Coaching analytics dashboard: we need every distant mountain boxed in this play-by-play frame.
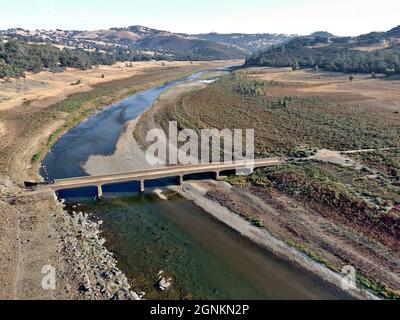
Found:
[246,26,400,75]
[356,25,400,43]
[386,25,400,37]
[2,26,293,60]
[71,26,248,59]
[73,26,294,58]
[193,32,295,54]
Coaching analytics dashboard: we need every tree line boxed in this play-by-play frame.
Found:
[0,36,171,79]
[246,42,400,75]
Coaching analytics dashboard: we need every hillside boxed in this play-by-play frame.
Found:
[74,26,293,57]
[246,25,400,75]
[310,31,336,38]
[193,32,294,54]
[1,26,294,62]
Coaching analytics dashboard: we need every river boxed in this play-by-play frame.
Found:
[41,68,353,300]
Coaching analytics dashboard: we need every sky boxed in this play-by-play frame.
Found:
[1,0,399,36]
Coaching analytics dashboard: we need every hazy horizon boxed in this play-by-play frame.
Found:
[1,0,399,36]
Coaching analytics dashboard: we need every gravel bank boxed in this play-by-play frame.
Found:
[55,201,141,300]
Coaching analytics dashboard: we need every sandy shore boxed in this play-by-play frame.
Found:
[84,119,157,175]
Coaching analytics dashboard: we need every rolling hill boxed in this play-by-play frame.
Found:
[246,25,400,75]
[193,32,294,54]
[2,25,293,61]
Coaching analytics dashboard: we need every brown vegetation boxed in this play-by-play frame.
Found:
[143,66,400,298]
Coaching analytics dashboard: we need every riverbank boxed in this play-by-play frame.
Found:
[0,60,238,183]
[84,119,377,300]
[0,195,141,299]
[131,66,399,299]
[0,60,238,299]
[82,72,379,299]
[170,181,377,300]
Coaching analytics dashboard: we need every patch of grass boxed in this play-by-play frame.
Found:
[224,175,251,188]
[286,239,400,299]
[250,218,265,228]
[285,239,337,271]
[47,128,64,146]
[288,146,317,158]
[31,153,41,164]
[350,150,400,178]
[356,273,400,300]
[227,161,399,249]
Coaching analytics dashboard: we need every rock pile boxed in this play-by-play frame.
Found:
[56,202,141,300]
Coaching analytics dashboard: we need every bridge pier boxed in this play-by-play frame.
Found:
[140,180,145,193]
[215,171,221,181]
[97,185,103,199]
[179,175,184,186]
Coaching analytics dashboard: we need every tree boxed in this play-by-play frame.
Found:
[291,60,299,71]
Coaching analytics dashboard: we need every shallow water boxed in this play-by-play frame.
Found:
[41,72,203,179]
[42,69,353,300]
[66,191,352,300]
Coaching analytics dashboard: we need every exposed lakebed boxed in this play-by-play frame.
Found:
[41,69,352,300]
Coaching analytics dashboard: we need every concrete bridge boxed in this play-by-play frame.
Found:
[26,158,285,198]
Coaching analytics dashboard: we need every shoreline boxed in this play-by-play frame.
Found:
[2,64,387,300]
[169,181,378,300]
[84,118,377,300]
[82,81,378,300]
[54,199,142,300]
[33,61,236,172]
[0,61,237,299]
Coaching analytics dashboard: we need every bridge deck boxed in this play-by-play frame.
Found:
[30,158,285,194]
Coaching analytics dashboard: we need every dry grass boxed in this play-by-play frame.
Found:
[0,60,230,112]
[154,71,400,156]
[354,42,390,52]
[246,67,400,114]
[141,66,400,297]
